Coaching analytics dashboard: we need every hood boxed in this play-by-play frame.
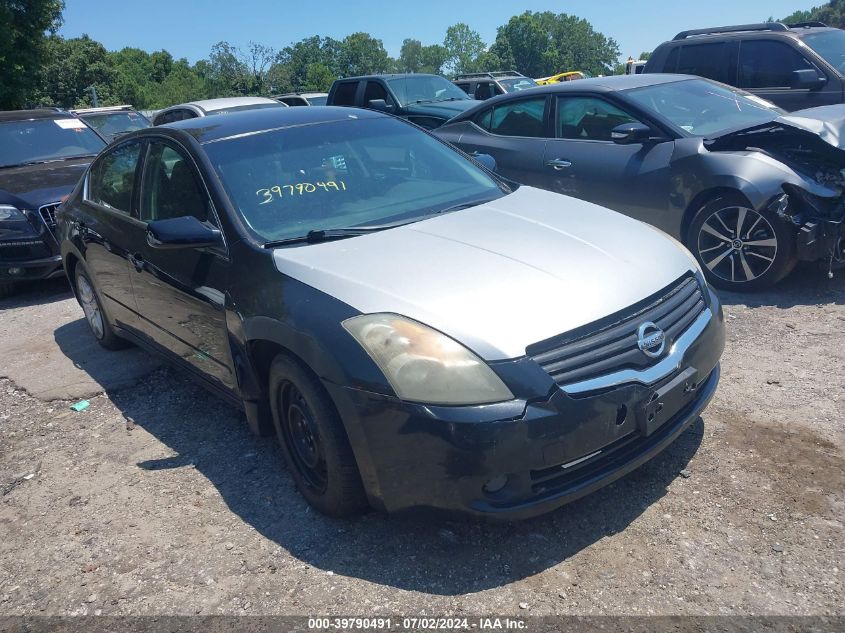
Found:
[0,158,91,209]
[408,99,482,119]
[272,187,698,360]
[777,104,845,150]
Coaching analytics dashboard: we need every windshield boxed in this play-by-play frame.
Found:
[624,78,784,137]
[500,77,539,92]
[0,118,106,169]
[205,116,504,242]
[307,95,328,106]
[387,76,471,106]
[81,111,150,139]
[802,30,845,74]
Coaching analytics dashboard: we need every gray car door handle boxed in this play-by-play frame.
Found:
[546,158,572,170]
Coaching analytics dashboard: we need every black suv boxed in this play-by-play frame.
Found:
[644,22,845,111]
[326,74,480,129]
[0,109,105,297]
[453,71,539,100]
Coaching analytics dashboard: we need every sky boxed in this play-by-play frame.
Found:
[59,0,810,64]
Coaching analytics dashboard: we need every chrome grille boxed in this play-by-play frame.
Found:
[528,274,706,389]
[38,202,61,232]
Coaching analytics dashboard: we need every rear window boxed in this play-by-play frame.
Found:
[677,42,732,84]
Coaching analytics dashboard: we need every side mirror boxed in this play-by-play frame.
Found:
[791,68,826,90]
[474,153,497,172]
[367,99,392,112]
[611,122,654,145]
[147,216,222,250]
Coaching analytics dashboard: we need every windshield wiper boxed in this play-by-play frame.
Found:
[262,226,389,248]
[4,154,98,168]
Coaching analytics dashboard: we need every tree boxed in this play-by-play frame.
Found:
[0,0,65,108]
[490,11,620,78]
[778,0,845,27]
[39,34,118,108]
[275,36,340,91]
[399,39,449,74]
[205,41,249,96]
[336,32,392,77]
[304,63,335,91]
[443,23,486,74]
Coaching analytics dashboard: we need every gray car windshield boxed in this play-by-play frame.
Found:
[802,30,845,74]
[387,76,471,106]
[624,79,785,137]
[82,111,150,138]
[205,116,504,242]
[0,118,105,168]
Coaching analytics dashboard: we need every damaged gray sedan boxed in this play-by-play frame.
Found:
[436,75,845,291]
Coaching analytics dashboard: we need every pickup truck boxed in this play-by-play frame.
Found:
[326,74,481,129]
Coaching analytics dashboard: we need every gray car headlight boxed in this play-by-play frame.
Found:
[0,205,26,221]
[342,313,514,405]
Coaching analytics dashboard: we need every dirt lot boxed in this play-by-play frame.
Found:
[0,266,843,617]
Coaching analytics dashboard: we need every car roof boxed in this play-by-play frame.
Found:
[273,92,328,98]
[71,105,136,115]
[158,105,386,143]
[0,108,72,122]
[668,21,836,42]
[182,96,280,113]
[335,74,440,81]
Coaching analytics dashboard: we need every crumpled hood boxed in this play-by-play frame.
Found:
[774,104,845,149]
[272,187,697,360]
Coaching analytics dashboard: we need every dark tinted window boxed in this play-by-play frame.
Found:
[475,82,497,100]
[664,47,680,72]
[363,81,391,106]
[474,108,493,130]
[455,82,473,95]
[556,97,639,141]
[677,42,731,83]
[332,82,359,106]
[87,142,141,214]
[738,40,816,88]
[488,97,546,137]
[140,143,208,223]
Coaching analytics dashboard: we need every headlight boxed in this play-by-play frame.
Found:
[342,313,514,405]
[0,205,26,221]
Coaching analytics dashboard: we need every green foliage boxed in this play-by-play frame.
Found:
[491,11,620,78]
[337,32,392,77]
[399,39,449,74]
[6,3,628,110]
[0,0,64,109]
[443,23,487,74]
[778,0,845,27]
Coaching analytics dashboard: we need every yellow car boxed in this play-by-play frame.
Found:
[535,71,590,85]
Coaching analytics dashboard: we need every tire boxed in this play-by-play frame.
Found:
[74,268,129,350]
[0,283,15,300]
[269,353,367,516]
[687,194,796,292]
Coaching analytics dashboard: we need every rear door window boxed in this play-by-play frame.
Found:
[677,42,732,83]
[488,97,547,137]
[332,82,359,106]
[86,142,142,214]
[140,142,209,223]
[363,81,394,108]
[738,40,817,88]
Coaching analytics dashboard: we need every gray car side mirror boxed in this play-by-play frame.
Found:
[791,69,826,90]
[611,122,654,145]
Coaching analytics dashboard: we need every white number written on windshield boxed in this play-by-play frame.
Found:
[256,181,347,205]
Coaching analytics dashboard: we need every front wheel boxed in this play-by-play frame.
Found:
[688,195,796,291]
[269,354,367,517]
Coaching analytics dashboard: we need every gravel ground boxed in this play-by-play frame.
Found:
[0,266,843,617]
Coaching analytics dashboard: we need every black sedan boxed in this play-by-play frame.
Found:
[57,107,724,518]
[0,109,106,297]
[435,74,845,291]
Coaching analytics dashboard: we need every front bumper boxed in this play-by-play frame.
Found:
[0,253,64,282]
[326,288,725,519]
[795,218,845,262]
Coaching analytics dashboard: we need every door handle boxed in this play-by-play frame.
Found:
[546,158,572,170]
[129,253,145,272]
